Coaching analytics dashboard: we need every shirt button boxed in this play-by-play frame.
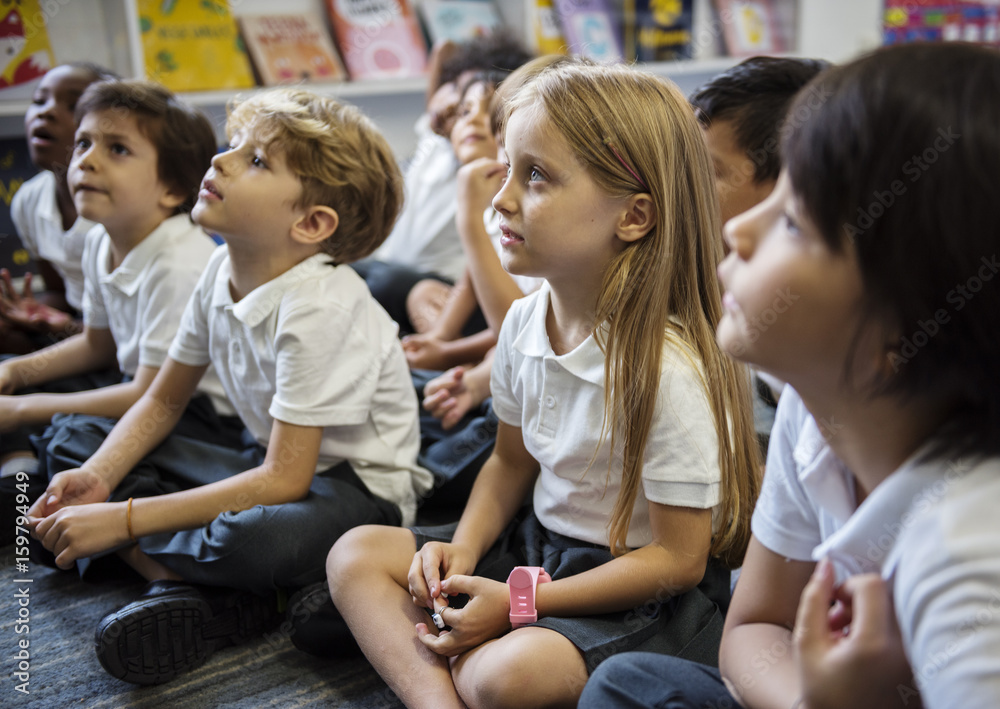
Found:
[545,395,556,409]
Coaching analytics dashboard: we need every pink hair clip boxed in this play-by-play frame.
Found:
[604,138,648,190]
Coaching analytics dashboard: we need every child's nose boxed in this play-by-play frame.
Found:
[492,175,515,214]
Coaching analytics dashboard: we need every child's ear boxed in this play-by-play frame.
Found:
[290,206,340,246]
[616,193,656,243]
[158,188,186,213]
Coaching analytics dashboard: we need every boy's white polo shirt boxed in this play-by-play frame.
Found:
[490,282,722,549]
[752,387,1000,706]
[11,171,93,310]
[169,248,434,526]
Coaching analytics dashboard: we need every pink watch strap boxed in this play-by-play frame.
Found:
[507,566,551,628]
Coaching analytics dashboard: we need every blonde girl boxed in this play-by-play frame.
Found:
[327,59,759,708]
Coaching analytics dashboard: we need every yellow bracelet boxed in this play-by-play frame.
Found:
[126,497,137,543]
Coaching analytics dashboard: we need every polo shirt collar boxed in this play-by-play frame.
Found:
[511,283,606,386]
[99,214,192,297]
[229,252,336,327]
[796,407,952,580]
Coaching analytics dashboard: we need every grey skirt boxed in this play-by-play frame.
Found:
[411,510,730,673]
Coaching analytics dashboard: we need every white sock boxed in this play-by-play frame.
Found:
[0,456,38,478]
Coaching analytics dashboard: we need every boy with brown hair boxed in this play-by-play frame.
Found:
[28,87,433,685]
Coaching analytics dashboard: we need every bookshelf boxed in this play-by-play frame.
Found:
[0,0,885,158]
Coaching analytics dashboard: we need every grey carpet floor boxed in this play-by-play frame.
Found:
[0,544,403,708]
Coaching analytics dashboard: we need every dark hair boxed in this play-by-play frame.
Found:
[784,42,1000,461]
[65,61,121,83]
[438,28,534,86]
[75,80,217,214]
[689,56,829,183]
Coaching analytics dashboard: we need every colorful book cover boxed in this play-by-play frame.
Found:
[532,0,568,54]
[624,0,694,62]
[325,0,428,80]
[714,0,785,57]
[884,1,999,47]
[419,1,502,44]
[240,13,347,85]
[0,1,54,89]
[552,0,623,63]
[138,0,255,92]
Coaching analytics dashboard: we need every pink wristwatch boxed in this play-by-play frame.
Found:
[507,566,551,628]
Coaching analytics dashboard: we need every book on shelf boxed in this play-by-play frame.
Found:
[239,13,347,86]
[713,0,785,57]
[883,1,1000,46]
[531,0,569,54]
[0,1,55,89]
[418,1,502,44]
[325,0,428,80]
[137,0,255,92]
[552,0,624,63]
[623,0,694,62]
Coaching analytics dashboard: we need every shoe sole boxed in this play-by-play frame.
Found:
[95,591,276,685]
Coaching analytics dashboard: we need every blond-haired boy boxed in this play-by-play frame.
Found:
[29,88,432,685]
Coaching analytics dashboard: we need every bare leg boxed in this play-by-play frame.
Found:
[406,279,453,334]
[328,525,466,709]
[451,627,590,709]
[117,546,184,582]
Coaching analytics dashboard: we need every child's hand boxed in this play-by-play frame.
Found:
[0,269,73,334]
[457,158,507,221]
[416,575,511,657]
[423,366,485,430]
[29,501,130,569]
[407,541,477,612]
[794,559,920,709]
[402,333,453,371]
[27,467,110,519]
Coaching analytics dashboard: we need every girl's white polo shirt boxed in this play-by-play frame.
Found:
[490,282,722,549]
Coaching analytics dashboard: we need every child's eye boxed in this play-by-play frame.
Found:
[782,212,801,235]
[251,155,268,169]
[111,143,130,156]
[528,167,545,183]
[74,138,91,152]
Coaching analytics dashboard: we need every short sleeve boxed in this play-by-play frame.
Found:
[640,348,722,509]
[168,251,219,367]
[489,295,527,427]
[81,227,110,330]
[10,184,37,258]
[136,262,204,369]
[750,389,824,560]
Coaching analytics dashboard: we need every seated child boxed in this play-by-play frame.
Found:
[327,59,762,709]
[580,42,1000,709]
[689,55,830,450]
[2,62,119,353]
[0,79,224,517]
[28,87,434,686]
[353,32,533,332]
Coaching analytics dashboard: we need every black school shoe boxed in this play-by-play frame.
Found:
[285,581,360,657]
[94,580,280,685]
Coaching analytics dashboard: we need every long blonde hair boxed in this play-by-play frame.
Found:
[502,61,760,568]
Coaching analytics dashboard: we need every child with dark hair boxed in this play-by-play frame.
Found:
[581,42,1000,709]
[690,55,830,447]
[2,62,119,353]
[28,87,432,686]
[0,79,224,510]
[353,31,533,332]
[689,55,829,225]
